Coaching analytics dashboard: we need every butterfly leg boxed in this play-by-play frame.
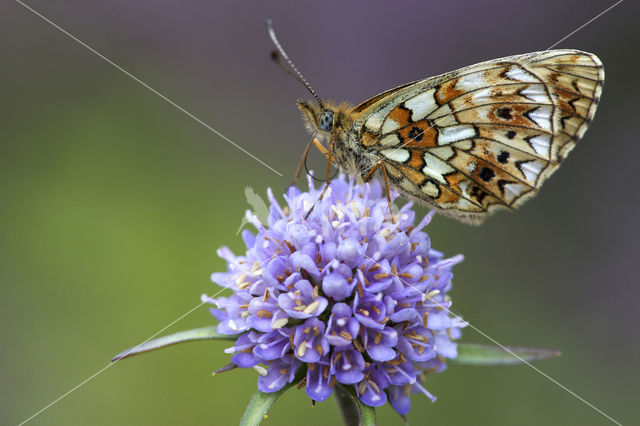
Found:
[286,138,330,189]
[364,161,395,223]
[286,139,313,189]
[304,141,334,220]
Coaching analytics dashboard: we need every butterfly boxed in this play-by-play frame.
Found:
[268,22,604,224]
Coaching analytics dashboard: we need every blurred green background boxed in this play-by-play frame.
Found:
[1,1,638,425]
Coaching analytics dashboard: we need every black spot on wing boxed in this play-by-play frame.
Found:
[479,167,495,182]
[497,151,510,164]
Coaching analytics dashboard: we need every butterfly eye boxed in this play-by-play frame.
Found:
[319,111,334,131]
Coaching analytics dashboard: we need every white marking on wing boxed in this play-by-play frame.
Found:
[503,182,527,203]
[528,134,550,157]
[471,87,492,102]
[505,65,538,83]
[365,112,385,132]
[457,71,488,91]
[381,118,400,134]
[381,148,410,162]
[422,181,439,197]
[520,85,549,103]
[520,161,543,182]
[526,106,552,131]
[423,152,455,183]
[466,161,477,174]
[404,88,437,121]
[380,134,400,146]
[438,125,476,145]
[430,146,455,161]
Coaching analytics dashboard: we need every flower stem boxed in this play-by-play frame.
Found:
[240,388,288,426]
[334,384,376,426]
[335,385,360,426]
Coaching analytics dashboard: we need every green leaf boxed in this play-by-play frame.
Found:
[334,384,376,426]
[111,325,235,362]
[240,367,307,426]
[451,343,561,366]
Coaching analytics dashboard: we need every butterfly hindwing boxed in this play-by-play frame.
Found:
[352,49,603,223]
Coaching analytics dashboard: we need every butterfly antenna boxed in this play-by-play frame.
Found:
[267,19,325,108]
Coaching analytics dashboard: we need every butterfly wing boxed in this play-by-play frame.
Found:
[351,49,604,224]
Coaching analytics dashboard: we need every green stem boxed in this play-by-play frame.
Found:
[240,367,306,426]
[335,385,360,426]
[239,388,289,426]
[334,384,377,426]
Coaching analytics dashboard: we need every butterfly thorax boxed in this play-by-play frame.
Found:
[297,100,378,181]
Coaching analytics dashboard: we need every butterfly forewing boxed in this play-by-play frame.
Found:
[351,49,603,223]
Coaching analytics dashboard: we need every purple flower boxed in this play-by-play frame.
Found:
[204,175,466,416]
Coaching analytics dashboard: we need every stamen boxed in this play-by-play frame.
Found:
[237,281,252,290]
[414,381,437,402]
[297,342,307,357]
[271,317,288,329]
[339,331,353,340]
[304,300,320,314]
[252,365,268,376]
[426,289,440,299]
[256,310,273,318]
[353,338,365,352]
[284,240,296,253]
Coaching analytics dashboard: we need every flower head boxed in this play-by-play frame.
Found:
[205,175,466,415]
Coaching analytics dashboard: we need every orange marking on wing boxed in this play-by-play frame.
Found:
[436,79,464,105]
[445,172,466,193]
[361,130,378,147]
[397,165,426,186]
[407,150,425,169]
[397,124,438,148]
[435,185,460,204]
[387,106,412,126]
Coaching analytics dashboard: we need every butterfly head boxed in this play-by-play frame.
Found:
[297,100,335,136]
